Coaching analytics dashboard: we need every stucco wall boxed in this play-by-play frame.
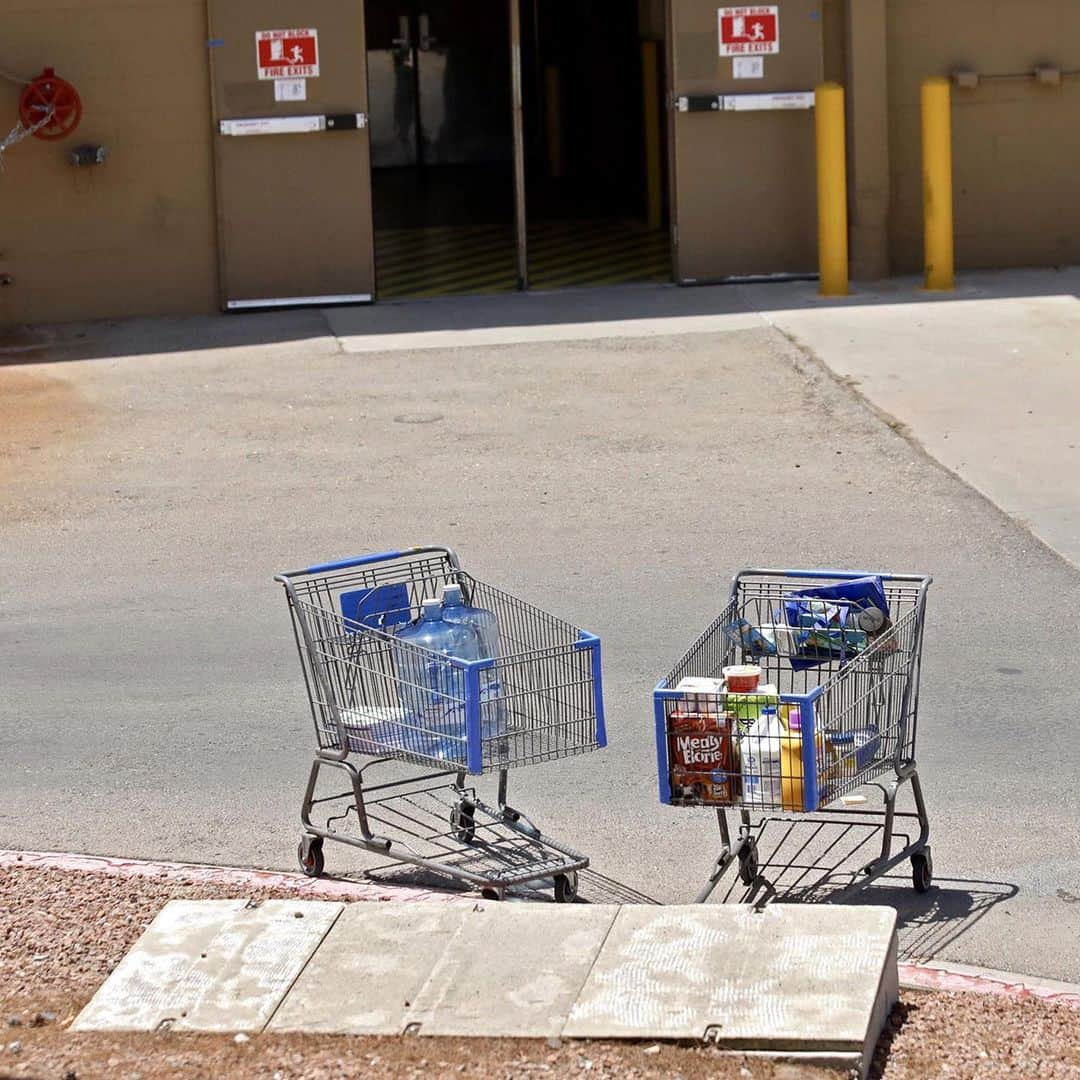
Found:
[887,0,1080,272]
[0,0,218,325]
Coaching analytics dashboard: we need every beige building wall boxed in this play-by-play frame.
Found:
[0,0,218,326]
[886,0,1080,272]
[5,1,1080,324]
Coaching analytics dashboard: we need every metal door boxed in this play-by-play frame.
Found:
[668,0,822,282]
[208,1,374,309]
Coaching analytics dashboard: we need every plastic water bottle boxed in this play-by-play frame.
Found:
[441,584,508,746]
[392,598,482,765]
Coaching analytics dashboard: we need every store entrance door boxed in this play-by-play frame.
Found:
[366,0,520,299]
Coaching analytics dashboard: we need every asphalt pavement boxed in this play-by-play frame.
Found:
[2,280,1078,980]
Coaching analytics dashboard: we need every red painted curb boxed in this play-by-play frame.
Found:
[0,849,472,904]
[898,963,1080,1009]
[5,849,1079,1009]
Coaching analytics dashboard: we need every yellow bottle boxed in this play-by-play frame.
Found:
[780,709,823,812]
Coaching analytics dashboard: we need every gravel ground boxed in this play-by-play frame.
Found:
[1,863,1078,1079]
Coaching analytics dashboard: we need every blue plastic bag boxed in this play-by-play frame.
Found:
[782,576,890,669]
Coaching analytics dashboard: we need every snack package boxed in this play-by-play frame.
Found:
[674,676,725,712]
[724,684,780,730]
[667,710,736,805]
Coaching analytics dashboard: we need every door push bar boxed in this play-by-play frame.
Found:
[219,113,368,137]
[676,91,814,113]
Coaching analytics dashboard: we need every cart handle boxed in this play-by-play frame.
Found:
[733,568,933,585]
[278,545,460,578]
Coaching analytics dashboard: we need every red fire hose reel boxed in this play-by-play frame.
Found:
[17,67,82,140]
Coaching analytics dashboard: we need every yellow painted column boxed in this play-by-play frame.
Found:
[815,82,849,297]
[921,76,954,291]
[641,40,663,231]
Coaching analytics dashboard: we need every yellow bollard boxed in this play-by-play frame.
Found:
[641,40,663,231]
[815,82,848,297]
[921,76,954,290]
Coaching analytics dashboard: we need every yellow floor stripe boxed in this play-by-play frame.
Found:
[375,220,671,299]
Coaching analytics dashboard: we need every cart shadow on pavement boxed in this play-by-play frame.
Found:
[712,814,1019,962]
[354,862,661,905]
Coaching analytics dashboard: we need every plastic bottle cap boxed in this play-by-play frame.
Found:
[420,598,442,619]
[442,584,463,605]
[788,708,801,731]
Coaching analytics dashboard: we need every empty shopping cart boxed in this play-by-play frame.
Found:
[276,546,606,902]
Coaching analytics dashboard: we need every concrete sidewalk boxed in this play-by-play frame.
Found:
[73,899,899,1078]
[744,268,1080,571]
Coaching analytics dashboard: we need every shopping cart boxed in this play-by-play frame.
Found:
[276,546,606,902]
[653,569,932,903]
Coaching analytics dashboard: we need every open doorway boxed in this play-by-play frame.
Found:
[519,0,671,289]
[365,0,518,299]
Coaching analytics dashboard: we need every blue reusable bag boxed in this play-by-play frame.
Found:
[782,576,890,669]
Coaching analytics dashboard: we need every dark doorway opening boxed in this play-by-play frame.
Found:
[365,0,517,299]
[519,0,671,289]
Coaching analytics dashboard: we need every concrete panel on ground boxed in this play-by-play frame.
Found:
[407,903,620,1038]
[268,904,471,1034]
[564,904,897,1076]
[73,899,342,1032]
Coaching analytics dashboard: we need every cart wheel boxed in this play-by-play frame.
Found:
[738,845,759,887]
[481,887,505,902]
[911,849,933,894]
[297,836,324,879]
[450,801,476,844]
[553,872,578,904]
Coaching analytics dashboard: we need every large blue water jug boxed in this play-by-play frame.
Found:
[392,598,482,765]
[441,584,507,745]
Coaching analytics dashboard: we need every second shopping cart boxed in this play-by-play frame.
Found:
[654,568,932,903]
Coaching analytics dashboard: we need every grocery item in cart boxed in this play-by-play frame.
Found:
[783,576,891,669]
[441,583,506,740]
[392,598,483,763]
[725,684,779,729]
[674,676,725,710]
[779,708,825,812]
[722,664,761,692]
[668,710,736,804]
[827,724,882,778]
[740,706,784,807]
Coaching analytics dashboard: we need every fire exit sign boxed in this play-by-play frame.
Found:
[718,6,780,56]
[255,28,320,80]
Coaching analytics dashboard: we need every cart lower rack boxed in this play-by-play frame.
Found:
[654,568,932,903]
[277,546,606,902]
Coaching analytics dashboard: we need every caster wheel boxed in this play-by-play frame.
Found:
[738,845,759,887]
[297,836,324,879]
[481,886,505,902]
[553,871,578,904]
[911,849,933,894]
[450,801,476,844]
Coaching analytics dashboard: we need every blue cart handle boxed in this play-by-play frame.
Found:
[279,546,459,578]
[734,567,932,585]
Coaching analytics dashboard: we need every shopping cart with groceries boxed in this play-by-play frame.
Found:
[276,546,606,902]
[653,568,933,903]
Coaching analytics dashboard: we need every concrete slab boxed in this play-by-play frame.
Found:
[406,903,619,1038]
[564,904,897,1076]
[73,899,342,1033]
[267,903,471,1034]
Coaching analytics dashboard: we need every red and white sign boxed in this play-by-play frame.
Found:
[255,28,319,80]
[718,6,779,56]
